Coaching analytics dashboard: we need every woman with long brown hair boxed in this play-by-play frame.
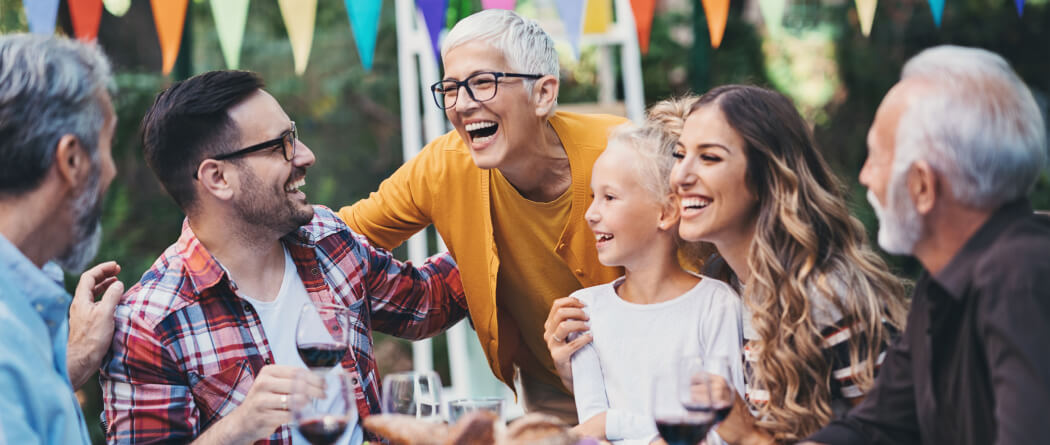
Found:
[669,84,908,443]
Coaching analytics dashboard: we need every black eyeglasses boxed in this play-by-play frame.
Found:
[194,122,297,179]
[430,72,544,110]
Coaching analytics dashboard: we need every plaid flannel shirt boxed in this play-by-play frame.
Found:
[101,206,467,444]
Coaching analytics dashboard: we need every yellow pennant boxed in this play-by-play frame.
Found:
[278,0,318,75]
[855,0,877,36]
[583,0,612,34]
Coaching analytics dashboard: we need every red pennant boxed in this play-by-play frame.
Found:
[629,0,656,54]
[69,0,104,42]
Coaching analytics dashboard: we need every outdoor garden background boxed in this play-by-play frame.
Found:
[0,0,1046,442]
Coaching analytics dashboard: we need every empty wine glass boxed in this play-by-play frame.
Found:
[381,371,443,422]
[291,370,357,445]
[447,397,503,424]
[296,303,350,371]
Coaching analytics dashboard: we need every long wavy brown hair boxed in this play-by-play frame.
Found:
[688,85,909,442]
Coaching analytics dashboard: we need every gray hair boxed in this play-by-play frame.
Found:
[441,9,560,84]
[893,45,1048,209]
[604,123,678,205]
[0,34,112,196]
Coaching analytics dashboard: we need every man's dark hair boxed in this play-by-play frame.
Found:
[141,70,264,211]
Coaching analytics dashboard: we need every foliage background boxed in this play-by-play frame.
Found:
[0,0,1047,442]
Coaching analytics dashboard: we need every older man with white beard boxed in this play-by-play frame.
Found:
[0,35,125,444]
[805,46,1050,445]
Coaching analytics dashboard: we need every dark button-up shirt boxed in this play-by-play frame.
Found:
[809,199,1050,445]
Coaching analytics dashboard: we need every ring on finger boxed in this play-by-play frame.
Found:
[280,394,288,411]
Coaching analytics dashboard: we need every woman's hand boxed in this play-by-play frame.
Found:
[543,296,592,391]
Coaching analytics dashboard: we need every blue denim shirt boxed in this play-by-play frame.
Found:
[0,234,91,445]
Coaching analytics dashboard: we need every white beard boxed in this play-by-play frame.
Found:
[867,184,922,255]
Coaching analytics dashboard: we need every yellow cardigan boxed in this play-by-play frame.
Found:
[338,111,627,389]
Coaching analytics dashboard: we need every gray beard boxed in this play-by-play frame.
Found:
[55,166,103,274]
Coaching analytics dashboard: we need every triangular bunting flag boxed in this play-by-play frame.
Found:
[928,0,944,26]
[1014,0,1024,16]
[584,0,612,34]
[758,0,785,36]
[150,0,189,75]
[416,0,449,65]
[855,0,877,36]
[629,0,657,53]
[69,0,104,42]
[701,0,730,48]
[209,0,249,69]
[278,0,318,75]
[345,0,383,70]
[480,0,516,9]
[555,0,585,58]
[103,0,131,17]
[23,0,60,35]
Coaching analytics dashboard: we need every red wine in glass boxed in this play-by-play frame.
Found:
[655,416,715,445]
[297,342,347,369]
[298,415,348,445]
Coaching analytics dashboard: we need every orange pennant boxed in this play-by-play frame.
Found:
[629,0,656,53]
[69,0,103,42]
[702,0,730,48]
[150,0,189,75]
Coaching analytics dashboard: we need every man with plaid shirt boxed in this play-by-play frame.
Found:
[100,71,468,445]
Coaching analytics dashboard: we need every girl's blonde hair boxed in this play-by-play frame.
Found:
[606,94,716,270]
[688,85,909,442]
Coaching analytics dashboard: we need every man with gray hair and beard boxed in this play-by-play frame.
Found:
[0,35,125,443]
[806,46,1050,445]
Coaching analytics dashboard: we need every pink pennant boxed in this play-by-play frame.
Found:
[480,0,516,9]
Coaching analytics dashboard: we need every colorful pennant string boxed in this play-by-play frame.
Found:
[855,0,877,36]
[416,0,449,64]
[759,0,785,35]
[345,0,383,70]
[480,0,516,9]
[629,0,657,53]
[209,0,249,69]
[23,0,59,35]
[150,0,189,75]
[69,0,104,42]
[583,0,612,34]
[555,0,586,58]
[701,0,730,48]
[278,0,318,75]
[928,0,945,26]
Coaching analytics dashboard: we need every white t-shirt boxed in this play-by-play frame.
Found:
[570,275,745,445]
[240,247,363,445]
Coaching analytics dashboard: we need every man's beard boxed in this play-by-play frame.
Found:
[234,166,314,236]
[55,168,104,274]
[867,171,923,255]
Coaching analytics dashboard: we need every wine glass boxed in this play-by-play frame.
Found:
[380,371,443,421]
[652,370,716,445]
[447,397,503,424]
[296,303,350,371]
[681,356,736,423]
[291,370,357,445]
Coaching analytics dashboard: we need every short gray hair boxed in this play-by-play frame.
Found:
[0,34,112,196]
[894,45,1047,209]
[441,9,560,82]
